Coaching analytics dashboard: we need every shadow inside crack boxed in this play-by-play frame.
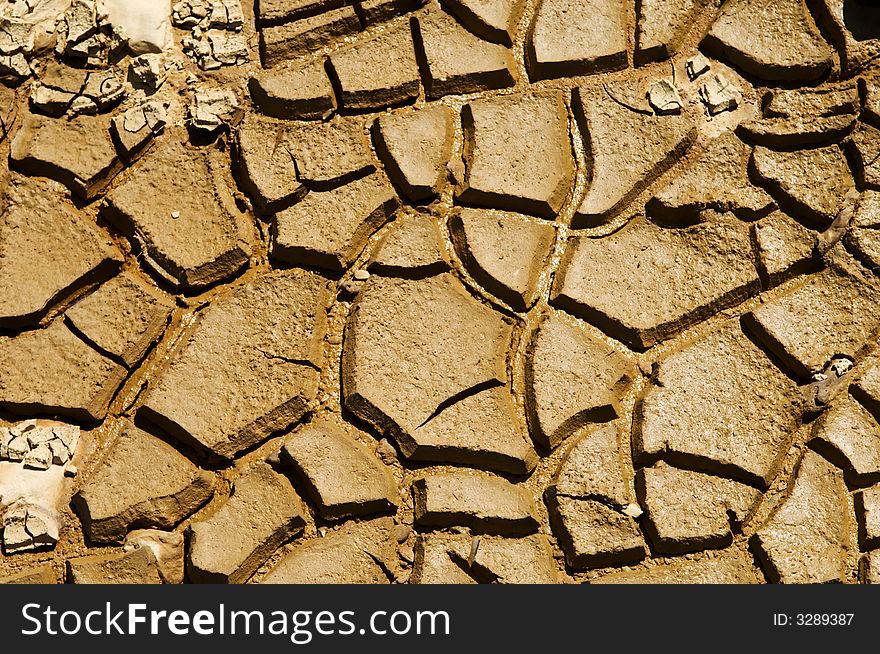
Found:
[843,0,880,42]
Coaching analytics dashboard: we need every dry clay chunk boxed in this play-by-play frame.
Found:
[635,321,803,487]
[754,451,852,583]
[412,5,515,100]
[287,118,376,190]
[259,7,361,68]
[66,547,163,584]
[0,565,56,584]
[593,547,761,583]
[449,208,555,311]
[271,172,399,272]
[360,0,426,24]
[0,176,121,328]
[573,81,695,225]
[11,113,122,201]
[257,0,344,27]
[525,314,633,448]
[855,485,880,549]
[441,0,521,45]
[751,145,855,228]
[65,271,174,367]
[413,533,557,583]
[413,471,539,535]
[635,0,716,63]
[743,260,880,379]
[849,123,880,191]
[457,91,574,218]
[342,273,512,448]
[139,269,328,459]
[369,213,448,276]
[861,550,880,583]
[547,494,645,569]
[280,421,397,520]
[188,463,306,584]
[810,394,880,488]
[552,218,760,350]
[72,425,216,543]
[739,84,859,149]
[751,211,816,285]
[372,105,454,203]
[233,115,303,212]
[0,320,128,422]
[650,131,775,222]
[527,0,627,80]
[248,60,336,120]
[552,423,629,503]
[853,355,880,420]
[409,385,538,474]
[702,0,834,82]
[636,462,760,555]
[262,518,396,583]
[846,192,880,273]
[327,24,420,110]
[103,137,251,291]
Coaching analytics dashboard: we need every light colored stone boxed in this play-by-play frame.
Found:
[124,529,185,584]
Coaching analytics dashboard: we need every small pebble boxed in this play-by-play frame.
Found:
[375,438,397,463]
[399,544,414,563]
[353,269,370,281]
[623,503,643,519]
[393,524,410,544]
[171,211,181,219]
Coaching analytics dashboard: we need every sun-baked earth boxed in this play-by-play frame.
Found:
[1,0,880,585]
